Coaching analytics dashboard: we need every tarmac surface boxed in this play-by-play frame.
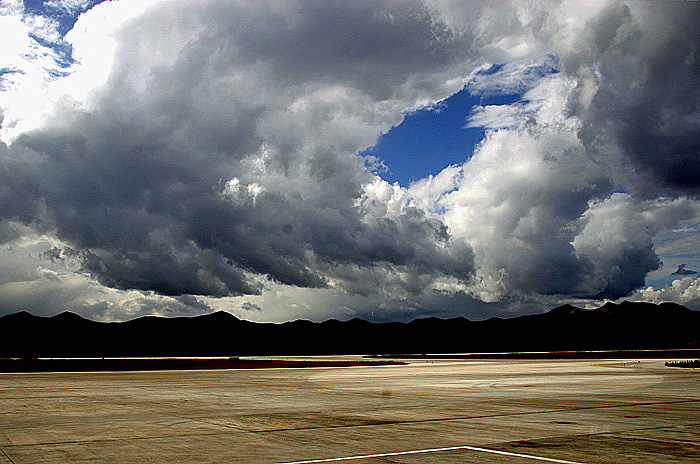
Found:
[1,357,699,463]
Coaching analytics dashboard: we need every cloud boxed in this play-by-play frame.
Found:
[0,1,65,139]
[434,73,613,301]
[0,0,156,141]
[174,294,213,313]
[0,236,216,320]
[463,54,560,97]
[1,0,699,321]
[1,0,478,303]
[215,282,517,323]
[671,265,698,276]
[563,2,700,197]
[241,301,262,312]
[417,2,700,305]
[571,194,662,299]
[630,276,700,311]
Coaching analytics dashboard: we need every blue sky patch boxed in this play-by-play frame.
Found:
[362,55,560,186]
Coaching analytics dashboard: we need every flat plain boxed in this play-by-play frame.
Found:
[1,357,699,463]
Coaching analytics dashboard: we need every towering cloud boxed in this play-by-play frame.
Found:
[1,0,477,303]
[416,1,700,303]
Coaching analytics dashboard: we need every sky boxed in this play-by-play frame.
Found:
[1,0,700,323]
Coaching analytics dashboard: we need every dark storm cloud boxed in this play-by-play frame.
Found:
[3,125,474,296]
[0,0,476,298]
[551,2,700,297]
[195,0,467,98]
[671,264,698,276]
[570,3,700,197]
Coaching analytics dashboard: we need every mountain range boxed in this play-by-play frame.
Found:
[1,301,698,357]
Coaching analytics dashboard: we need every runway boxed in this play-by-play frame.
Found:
[1,358,698,463]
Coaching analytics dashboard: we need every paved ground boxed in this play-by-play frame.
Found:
[0,358,698,463]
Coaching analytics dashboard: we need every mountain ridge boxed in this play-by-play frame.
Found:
[1,301,698,357]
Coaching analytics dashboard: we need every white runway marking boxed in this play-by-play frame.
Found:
[274,445,586,464]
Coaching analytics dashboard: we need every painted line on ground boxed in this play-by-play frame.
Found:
[273,445,586,464]
[0,447,16,464]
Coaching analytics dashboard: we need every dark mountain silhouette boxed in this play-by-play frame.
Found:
[0,301,698,357]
